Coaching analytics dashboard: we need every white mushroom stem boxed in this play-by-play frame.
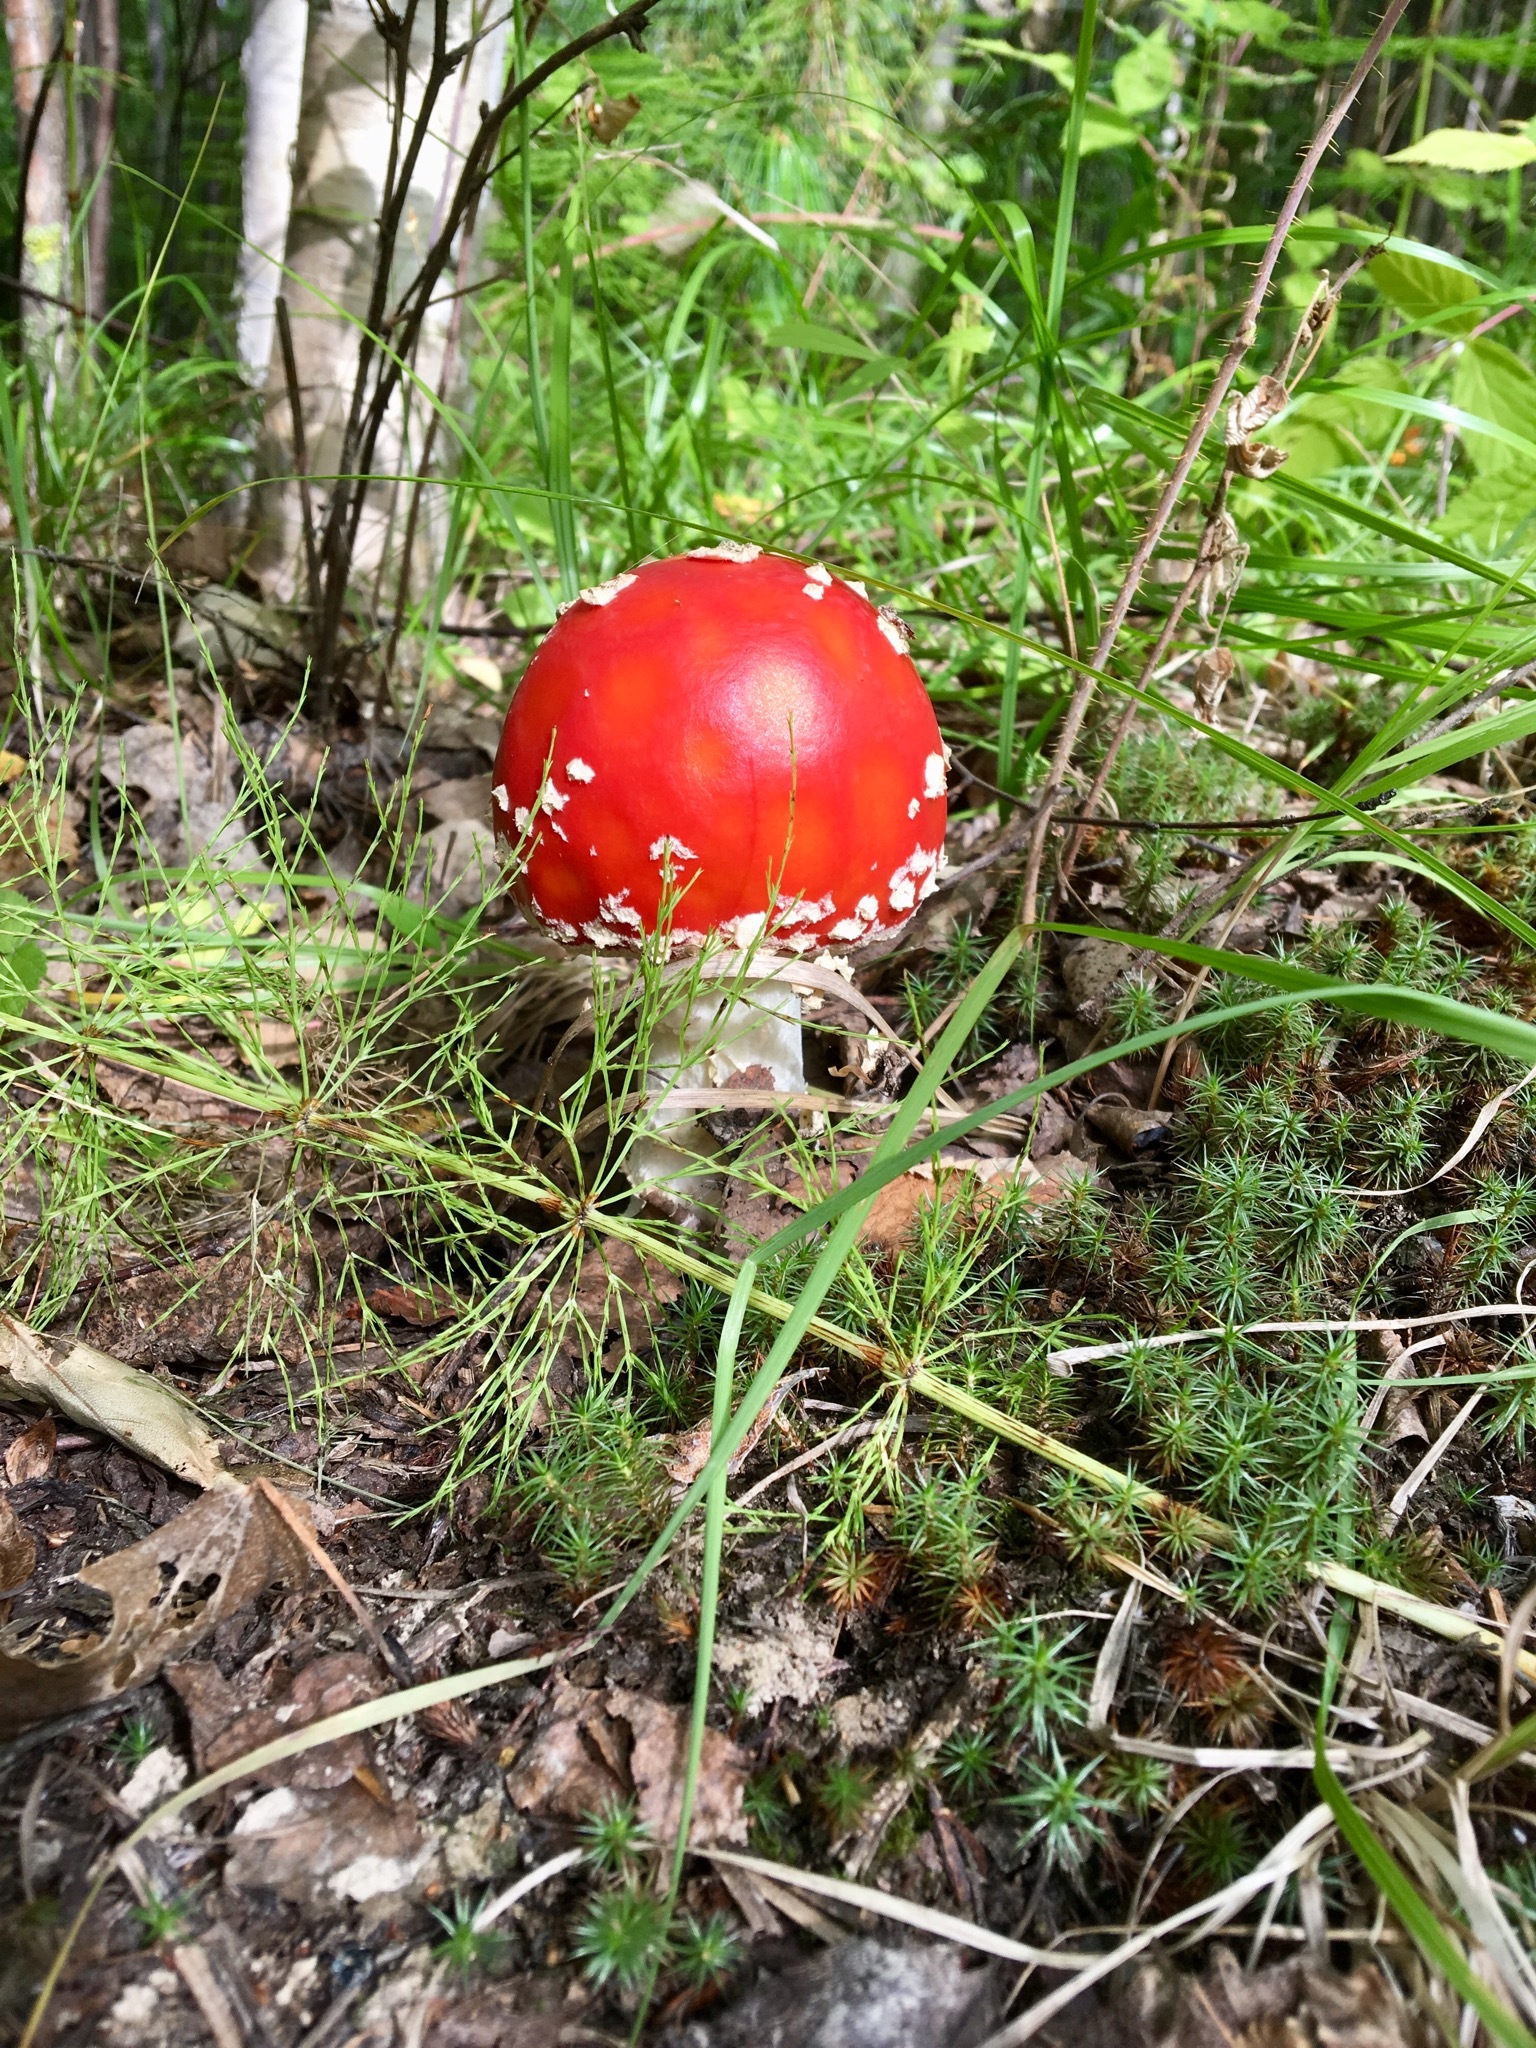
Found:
[626,971,806,1226]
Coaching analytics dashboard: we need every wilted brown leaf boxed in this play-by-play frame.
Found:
[856,1152,1091,1248]
[94,1060,261,1132]
[4,1413,55,1485]
[587,90,640,142]
[0,1312,233,1488]
[504,1680,747,1849]
[364,1277,463,1326]
[0,785,81,880]
[0,1482,311,1737]
[505,1681,627,1822]
[608,1686,747,1849]
[1054,1947,1434,2048]
[0,1493,36,1594]
[170,1650,382,1788]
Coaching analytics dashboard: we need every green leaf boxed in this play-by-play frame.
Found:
[1436,471,1536,551]
[1078,104,1140,156]
[1211,0,1295,43]
[763,318,878,361]
[1368,248,1483,333]
[1163,0,1296,44]
[1286,205,1341,267]
[1269,356,1407,477]
[1280,268,1324,309]
[1452,338,1536,478]
[1387,127,1536,174]
[0,939,44,1015]
[963,39,1075,84]
[1342,147,1394,192]
[1112,26,1181,117]
[0,888,37,950]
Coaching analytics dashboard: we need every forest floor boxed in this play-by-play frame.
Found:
[1,557,1530,2048]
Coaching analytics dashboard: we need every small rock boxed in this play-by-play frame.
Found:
[829,1686,912,1755]
[441,1784,509,1883]
[118,1743,188,1818]
[662,1937,999,2048]
[1060,937,1135,1023]
[224,1780,432,1906]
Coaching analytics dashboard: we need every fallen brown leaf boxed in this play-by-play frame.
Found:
[0,1312,234,1488]
[608,1686,747,1849]
[503,1679,748,1848]
[94,1060,261,1132]
[4,1413,55,1485]
[170,1651,382,1788]
[856,1152,1091,1248]
[0,1492,36,1593]
[0,1482,311,1737]
[364,1277,463,1326]
[505,1680,628,1822]
[0,785,81,881]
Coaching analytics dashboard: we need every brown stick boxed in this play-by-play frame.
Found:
[1016,0,1413,937]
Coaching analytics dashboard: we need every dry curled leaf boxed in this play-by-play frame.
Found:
[608,1686,748,1849]
[1229,438,1289,481]
[1192,647,1236,720]
[0,1482,311,1737]
[587,91,640,142]
[1226,374,1289,443]
[0,1492,36,1594]
[4,1412,55,1486]
[0,1312,233,1490]
[504,1680,747,1848]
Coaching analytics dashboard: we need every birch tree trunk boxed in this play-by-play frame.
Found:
[252,0,507,607]
[4,0,70,381]
[235,0,307,379]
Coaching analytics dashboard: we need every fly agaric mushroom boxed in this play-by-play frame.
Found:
[491,546,948,1213]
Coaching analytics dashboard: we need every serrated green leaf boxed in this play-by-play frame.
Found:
[1269,356,1407,477]
[1387,126,1536,174]
[0,941,44,1015]
[1435,471,1536,550]
[1342,147,1395,191]
[1112,26,1180,117]
[0,888,37,949]
[1452,338,1536,478]
[1212,0,1295,43]
[1369,248,1483,332]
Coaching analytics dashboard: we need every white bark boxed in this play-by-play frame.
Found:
[235,0,307,380]
[4,0,69,382]
[253,0,508,602]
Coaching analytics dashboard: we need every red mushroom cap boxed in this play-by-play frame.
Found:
[490,548,948,953]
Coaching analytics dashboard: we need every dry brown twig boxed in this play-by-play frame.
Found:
[1017,0,1413,935]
